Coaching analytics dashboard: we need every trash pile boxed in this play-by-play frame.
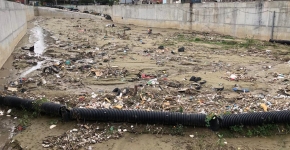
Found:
[3,18,290,115]
[1,17,290,132]
[43,124,126,149]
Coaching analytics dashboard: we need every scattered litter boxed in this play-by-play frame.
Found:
[50,125,56,129]
[72,129,78,132]
[42,144,50,148]
[1,17,290,148]
[7,109,11,114]
[233,87,250,93]
[7,87,18,92]
[189,76,201,82]
[147,28,152,34]
[230,74,237,80]
[178,47,185,52]
[260,103,268,112]
[113,105,123,109]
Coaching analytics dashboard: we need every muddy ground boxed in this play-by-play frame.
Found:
[1,14,290,150]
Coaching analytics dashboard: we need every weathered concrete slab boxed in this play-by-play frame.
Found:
[0,0,34,68]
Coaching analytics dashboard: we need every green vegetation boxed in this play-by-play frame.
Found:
[179,106,183,113]
[175,34,195,42]
[220,123,288,138]
[205,113,215,127]
[48,119,58,125]
[32,98,48,118]
[170,124,184,136]
[169,33,278,50]
[10,98,49,128]
[19,113,31,127]
[216,133,227,147]
[194,38,201,41]
[223,35,234,39]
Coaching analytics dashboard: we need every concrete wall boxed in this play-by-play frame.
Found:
[78,2,290,41]
[79,5,113,15]
[0,0,34,68]
[36,7,104,20]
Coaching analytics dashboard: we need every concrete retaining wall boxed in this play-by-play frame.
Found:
[78,2,290,41]
[0,0,34,68]
[36,7,104,20]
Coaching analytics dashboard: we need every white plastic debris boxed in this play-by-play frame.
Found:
[148,78,159,85]
[0,110,3,116]
[42,144,50,148]
[278,74,284,79]
[7,109,11,114]
[50,125,56,129]
[41,78,47,85]
[230,74,237,80]
[91,92,97,98]
[72,128,78,132]
[189,135,194,138]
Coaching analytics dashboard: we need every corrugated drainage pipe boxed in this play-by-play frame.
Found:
[269,39,290,45]
[1,96,34,110]
[220,110,290,128]
[40,102,67,117]
[0,96,65,117]
[69,108,207,127]
[2,96,290,130]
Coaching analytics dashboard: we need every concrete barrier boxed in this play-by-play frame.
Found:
[36,7,104,20]
[78,2,290,41]
[0,0,34,68]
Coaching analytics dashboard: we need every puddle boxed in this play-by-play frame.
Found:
[0,108,16,149]
[20,61,45,77]
[20,25,47,77]
[30,26,46,56]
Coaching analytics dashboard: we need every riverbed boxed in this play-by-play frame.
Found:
[2,15,290,150]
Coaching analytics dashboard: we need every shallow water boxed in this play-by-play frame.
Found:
[20,25,47,77]
[0,109,16,149]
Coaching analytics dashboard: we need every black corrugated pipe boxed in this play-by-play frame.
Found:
[219,110,290,128]
[269,39,290,45]
[2,96,290,130]
[0,96,4,105]
[40,102,66,117]
[0,96,65,117]
[1,96,34,110]
[69,108,207,127]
